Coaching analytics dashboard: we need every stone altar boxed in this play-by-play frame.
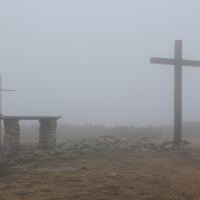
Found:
[0,116,62,151]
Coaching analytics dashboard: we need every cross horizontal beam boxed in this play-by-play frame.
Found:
[1,89,15,91]
[182,60,200,67]
[150,57,174,65]
[150,57,200,67]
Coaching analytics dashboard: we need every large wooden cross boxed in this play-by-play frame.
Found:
[150,40,200,145]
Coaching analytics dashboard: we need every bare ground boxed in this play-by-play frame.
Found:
[0,147,200,200]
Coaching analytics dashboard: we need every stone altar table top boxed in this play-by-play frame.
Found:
[0,116,62,120]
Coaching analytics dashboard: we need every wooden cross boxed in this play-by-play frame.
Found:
[150,40,200,145]
[0,75,15,148]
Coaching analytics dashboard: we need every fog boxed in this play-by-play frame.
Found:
[1,1,200,127]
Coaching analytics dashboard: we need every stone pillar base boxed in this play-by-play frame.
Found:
[3,119,20,151]
[39,119,57,149]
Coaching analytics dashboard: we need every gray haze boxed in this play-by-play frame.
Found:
[1,1,200,127]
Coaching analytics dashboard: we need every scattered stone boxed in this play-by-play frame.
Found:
[81,148,91,154]
[163,143,174,150]
[191,153,200,157]
[85,140,97,148]
[34,150,47,157]
[60,141,75,151]
[8,161,19,165]
[14,190,29,195]
[56,141,65,148]
[107,173,117,177]
[2,151,12,159]
[79,138,86,145]
[10,165,25,169]
[59,155,75,160]
[141,148,150,152]
[181,140,191,149]
[53,148,63,155]
[105,137,115,144]
[160,139,174,150]
[36,166,87,172]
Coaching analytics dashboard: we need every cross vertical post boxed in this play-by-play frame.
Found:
[0,75,15,149]
[150,40,200,146]
[0,76,2,148]
[174,41,182,145]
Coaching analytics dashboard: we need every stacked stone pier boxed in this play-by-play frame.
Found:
[0,116,62,151]
[39,119,57,149]
[3,119,20,151]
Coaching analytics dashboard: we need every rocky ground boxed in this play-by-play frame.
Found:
[0,136,200,199]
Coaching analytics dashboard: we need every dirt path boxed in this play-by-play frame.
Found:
[0,150,200,200]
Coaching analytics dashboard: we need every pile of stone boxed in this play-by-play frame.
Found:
[54,136,166,154]
[0,136,193,161]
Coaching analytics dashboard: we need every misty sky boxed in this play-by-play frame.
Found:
[1,1,200,127]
